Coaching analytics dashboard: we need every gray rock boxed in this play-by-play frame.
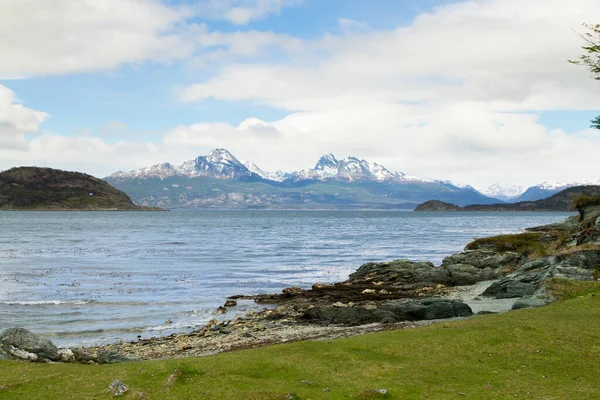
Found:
[302,298,472,325]
[97,350,136,364]
[441,251,523,285]
[70,347,97,363]
[348,259,451,288]
[107,380,128,397]
[0,328,59,362]
[512,288,556,310]
[57,348,75,363]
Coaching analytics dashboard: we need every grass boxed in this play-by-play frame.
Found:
[1,281,600,399]
[465,232,549,256]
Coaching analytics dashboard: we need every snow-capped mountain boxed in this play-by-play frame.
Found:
[104,148,502,209]
[516,180,600,202]
[243,161,288,182]
[482,183,528,201]
[108,149,257,182]
[287,154,434,184]
[107,149,437,185]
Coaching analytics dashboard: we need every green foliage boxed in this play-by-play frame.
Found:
[2,281,600,399]
[465,232,548,255]
[573,194,600,209]
[569,23,600,129]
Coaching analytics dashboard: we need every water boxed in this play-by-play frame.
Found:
[0,210,571,347]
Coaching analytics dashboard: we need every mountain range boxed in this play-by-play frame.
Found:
[105,149,495,209]
[104,148,597,210]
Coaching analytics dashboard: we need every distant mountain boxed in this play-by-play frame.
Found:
[104,149,501,209]
[415,185,600,212]
[514,181,600,202]
[0,167,157,211]
[481,183,527,202]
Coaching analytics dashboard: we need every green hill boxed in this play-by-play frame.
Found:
[0,167,159,211]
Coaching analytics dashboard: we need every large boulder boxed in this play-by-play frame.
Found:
[0,328,59,362]
[348,260,451,288]
[441,250,523,285]
[482,250,600,299]
[302,298,472,325]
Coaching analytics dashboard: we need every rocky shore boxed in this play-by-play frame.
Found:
[2,200,599,364]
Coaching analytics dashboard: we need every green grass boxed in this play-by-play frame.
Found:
[1,281,600,399]
[465,232,549,256]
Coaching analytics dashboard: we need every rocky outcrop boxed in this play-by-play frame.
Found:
[302,298,473,325]
[441,250,523,285]
[482,250,600,299]
[0,328,59,362]
[348,260,451,288]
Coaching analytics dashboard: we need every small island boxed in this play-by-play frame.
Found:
[0,167,161,211]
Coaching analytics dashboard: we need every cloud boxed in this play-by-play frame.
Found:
[0,0,195,78]
[3,0,600,190]
[0,85,48,150]
[196,0,303,25]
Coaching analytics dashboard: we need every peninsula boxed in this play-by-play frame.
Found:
[0,167,161,211]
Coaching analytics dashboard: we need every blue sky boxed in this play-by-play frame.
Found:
[1,0,599,188]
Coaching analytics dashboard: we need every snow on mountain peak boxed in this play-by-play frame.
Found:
[482,183,528,199]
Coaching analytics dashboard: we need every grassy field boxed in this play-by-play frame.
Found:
[1,280,599,399]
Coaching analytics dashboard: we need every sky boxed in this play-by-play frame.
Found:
[1,0,600,191]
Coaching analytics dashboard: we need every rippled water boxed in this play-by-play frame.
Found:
[0,210,571,347]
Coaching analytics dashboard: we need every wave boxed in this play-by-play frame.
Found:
[1,300,92,306]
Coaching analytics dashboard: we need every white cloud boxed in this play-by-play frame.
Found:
[196,0,302,25]
[174,0,600,187]
[3,0,600,189]
[0,85,48,150]
[0,0,195,78]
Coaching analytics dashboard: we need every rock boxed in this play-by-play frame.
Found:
[6,346,38,362]
[482,251,600,299]
[58,348,75,363]
[312,283,333,290]
[362,289,376,294]
[107,380,128,397]
[348,259,451,288]
[166,368,183,384]
[512,288,555,310]
[0,328,59,362]
[332,302,348,308]
[302,298,473,325]
[97,350,135,364]
[70,347,97,363]
[282,287,303,295]
[441,250,523,285]
[224,300,237,307]
[217,306,228,314]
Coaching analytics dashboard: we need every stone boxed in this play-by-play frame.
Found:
[302,298,473,325]
[512,288,555,310]
[282,287,303,295]
[6,346,38,362]
[217,306,228,314]
[0,328,59,362]
[348,259,451,288]
[97,350,135,364]
[107,380,128,397]
[332,302,348,308]
[441,251,523,285]
[70,347,97,363]
[362,289,376,294]
[224,300,237,307]
[58,348,75,362]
